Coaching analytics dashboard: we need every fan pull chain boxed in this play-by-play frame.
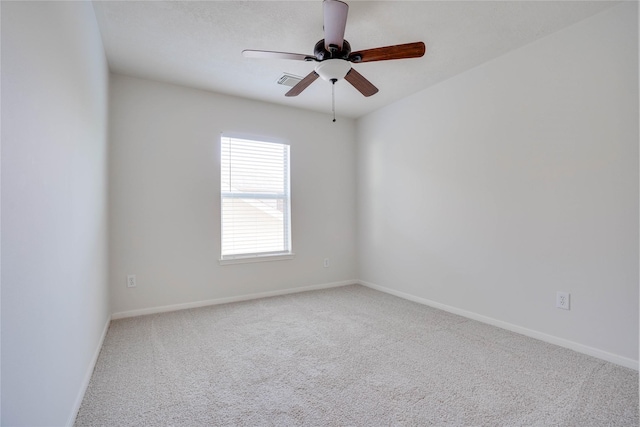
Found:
[331,79,337,122]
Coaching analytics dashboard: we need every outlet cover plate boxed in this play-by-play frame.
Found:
[127,275,137,288]
[556,291,570,310]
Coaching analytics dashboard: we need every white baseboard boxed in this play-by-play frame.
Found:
[111,280,356,320]
[67,315,111,427]
[358,280,639,371]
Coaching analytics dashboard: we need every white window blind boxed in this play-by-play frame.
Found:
[220,135,291,260]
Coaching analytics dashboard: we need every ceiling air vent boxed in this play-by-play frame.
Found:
[277,73,302,88]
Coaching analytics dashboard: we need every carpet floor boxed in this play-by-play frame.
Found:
[75,284,638,426]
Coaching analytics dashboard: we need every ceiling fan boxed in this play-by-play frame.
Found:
[242,0,425,116]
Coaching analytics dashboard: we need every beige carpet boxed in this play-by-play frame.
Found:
[75,284,638,426]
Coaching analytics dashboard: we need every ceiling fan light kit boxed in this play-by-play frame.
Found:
[242,0,426,120]
[315,59,351,82]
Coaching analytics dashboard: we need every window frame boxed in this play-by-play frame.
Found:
[219,133,294,265]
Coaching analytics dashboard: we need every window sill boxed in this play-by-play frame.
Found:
[219,253,296,266]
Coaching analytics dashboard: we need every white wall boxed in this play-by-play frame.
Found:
[1,2,110,426]
[357,3,638,366]
[109,74,357,315]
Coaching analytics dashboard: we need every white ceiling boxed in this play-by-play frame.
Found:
[92,1,619,119]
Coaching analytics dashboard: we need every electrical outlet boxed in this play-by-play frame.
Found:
[556,291,570,310]
[127,274,137,288]
[323,258,329,268]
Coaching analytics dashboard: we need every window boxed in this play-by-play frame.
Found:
[220,135,293,263]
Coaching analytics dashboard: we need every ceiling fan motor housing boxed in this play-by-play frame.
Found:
[314,39,351,61]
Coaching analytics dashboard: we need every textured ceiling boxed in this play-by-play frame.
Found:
[92,1,619,119]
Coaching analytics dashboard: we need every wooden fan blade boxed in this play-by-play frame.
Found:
[285,71,320,97]
[344,68,378,97]
[323,0,348,51]
[242,50,313,61]
[349,42,426,63]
